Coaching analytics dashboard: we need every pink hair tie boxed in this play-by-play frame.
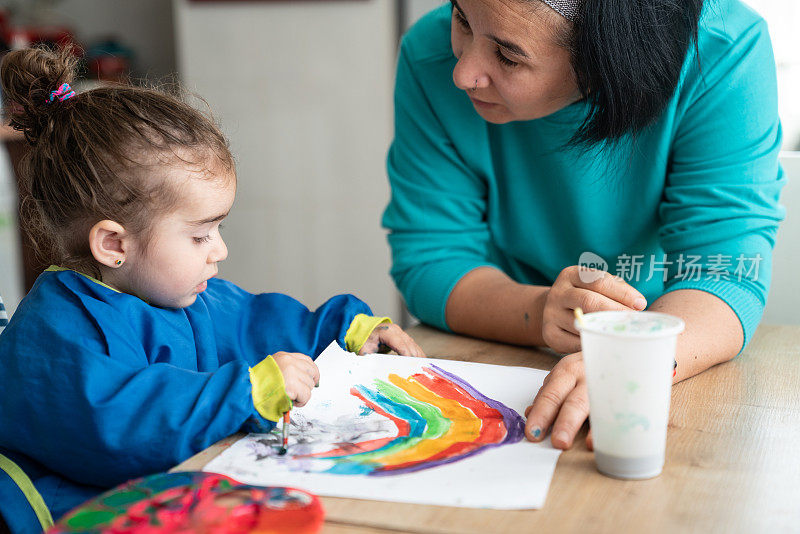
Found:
[46,82,76,103]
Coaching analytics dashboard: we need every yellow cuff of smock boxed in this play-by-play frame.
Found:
[345,314,392,353]
[249,355,292,422]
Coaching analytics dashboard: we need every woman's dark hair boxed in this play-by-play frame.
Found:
[1,45,234,278]
[561,0,704,146]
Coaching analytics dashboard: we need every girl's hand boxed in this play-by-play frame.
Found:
[542,266,647,353]
[359,323,426,358]
[524,351,590,449]
[272,352,320,407]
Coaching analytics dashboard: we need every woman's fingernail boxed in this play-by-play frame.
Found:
[634,297,647,310]
[553,431,569,445]
[531,427,542,440]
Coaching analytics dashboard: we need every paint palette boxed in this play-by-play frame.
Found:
[47,472,324,534]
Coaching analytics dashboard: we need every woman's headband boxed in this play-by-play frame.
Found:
[541,0,580,21]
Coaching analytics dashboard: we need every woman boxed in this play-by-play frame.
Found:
[383,0,784,449]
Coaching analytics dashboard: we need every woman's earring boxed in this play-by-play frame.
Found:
[471,79,478,92]
[115,259,123,267]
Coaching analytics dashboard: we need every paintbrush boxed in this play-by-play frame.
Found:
[279,411,290,455]
[574,307,585,328]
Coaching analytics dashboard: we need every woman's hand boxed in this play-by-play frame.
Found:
[359,323,426,358]
[273,352,320,407]
[542,266,647,353]
[524,351,590,449]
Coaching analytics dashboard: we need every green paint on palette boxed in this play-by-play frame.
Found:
[613,324,626,332]
[626,381,639,394]
[101,488,149,507]
[65,509,117,528]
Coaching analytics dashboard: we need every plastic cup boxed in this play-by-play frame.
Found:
[576,311,685,480]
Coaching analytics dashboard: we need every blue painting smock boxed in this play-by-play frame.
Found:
[383,0,785,347]
[0,269,372,530]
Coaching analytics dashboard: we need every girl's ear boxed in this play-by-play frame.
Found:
[88,220,129,268]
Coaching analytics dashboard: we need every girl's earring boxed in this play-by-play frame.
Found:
[115,259,123,267]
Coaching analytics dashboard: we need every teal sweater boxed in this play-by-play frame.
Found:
[383,0,785,349]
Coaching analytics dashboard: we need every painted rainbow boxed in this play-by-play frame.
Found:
[297,364,525,476]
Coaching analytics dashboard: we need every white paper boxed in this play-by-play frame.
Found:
[204,342,561,509]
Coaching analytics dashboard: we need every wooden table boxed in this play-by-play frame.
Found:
[173,324,800,533]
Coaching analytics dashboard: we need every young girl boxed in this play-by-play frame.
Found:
[0,46,423,532]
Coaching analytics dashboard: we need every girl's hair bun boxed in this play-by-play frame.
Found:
[1,45,79,145]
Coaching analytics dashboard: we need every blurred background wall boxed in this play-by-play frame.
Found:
[13,0,176,80]
[173,0,397,317]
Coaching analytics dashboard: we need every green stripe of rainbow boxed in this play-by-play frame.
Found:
[296,364,524,476]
